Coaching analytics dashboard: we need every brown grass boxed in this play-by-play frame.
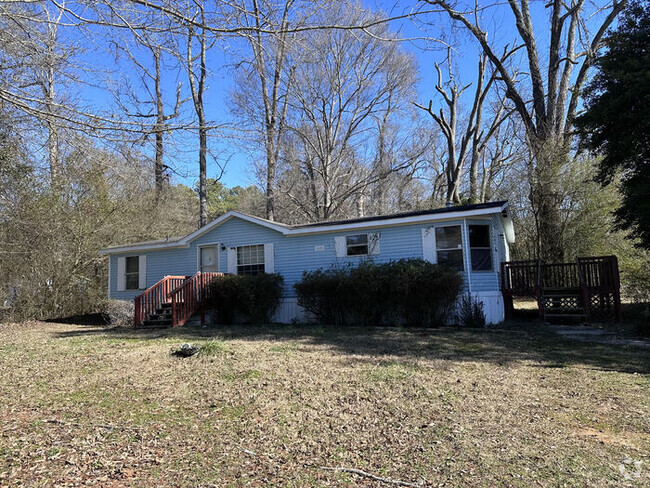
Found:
[0,321,648,487]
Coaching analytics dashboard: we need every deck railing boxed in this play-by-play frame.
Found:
[501,255,621,321]
[134,275,187,327]
[168,272,223,327]
[540,262,580,289]
[500,260,539,297]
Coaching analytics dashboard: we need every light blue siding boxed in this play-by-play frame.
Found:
[108,214,507,301]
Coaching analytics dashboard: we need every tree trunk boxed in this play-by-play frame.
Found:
[265,134,277,221]
[154,49,165,194]
[529,139,566,261]
[198,125,208,226]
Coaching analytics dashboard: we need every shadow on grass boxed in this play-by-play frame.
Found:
[52,318,650,375]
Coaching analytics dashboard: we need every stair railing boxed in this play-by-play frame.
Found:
[168,272,223,327]
[134,275,187,327]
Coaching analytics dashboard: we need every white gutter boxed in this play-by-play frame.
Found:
[286,205,506,236]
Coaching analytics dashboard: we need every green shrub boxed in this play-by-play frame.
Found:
[294,259,463,327]
[293,267,350,325]
[455,292,487,328]
[208,273,284,324]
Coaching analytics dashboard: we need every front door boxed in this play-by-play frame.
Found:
[199,245,218,273]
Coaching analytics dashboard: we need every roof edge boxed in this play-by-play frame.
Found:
[99,202,510,254]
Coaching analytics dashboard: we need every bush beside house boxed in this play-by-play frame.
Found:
[207,273,284,324]
[294,259,463,327]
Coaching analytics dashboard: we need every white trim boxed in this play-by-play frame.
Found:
[462,219,472,294]
[116,257,126,292]
[421,227,437,263]
[138,254,147,289]
[264,243,274,273]
[98,242,189,255]
[99,204,510,255]
[107,255,111,298]
[368,232,380,255]
[334,236,346,257]
[502,212,515,244]
[197,242,219,273]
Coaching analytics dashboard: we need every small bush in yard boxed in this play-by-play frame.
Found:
[455,292,487,328]
[294,259,463,327]
[106,299,134,327]
[208,273,284,324]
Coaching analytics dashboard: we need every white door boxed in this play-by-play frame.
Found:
[200,245,218,273]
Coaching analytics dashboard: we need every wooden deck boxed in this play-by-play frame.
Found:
[501,256,622,322]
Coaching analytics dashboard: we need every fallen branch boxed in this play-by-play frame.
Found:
[319,466,426,487]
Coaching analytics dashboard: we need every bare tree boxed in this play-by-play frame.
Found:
[421,0,627,259]
[279,4,418,221]
[0,1,80,189]
[229,0,316,221]
[102,2,186,194]
[184,2,215,227]
[416,49,515,204]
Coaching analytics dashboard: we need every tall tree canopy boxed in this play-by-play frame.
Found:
[577,0,650,248]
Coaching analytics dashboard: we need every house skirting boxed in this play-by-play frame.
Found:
[272,291,505,325]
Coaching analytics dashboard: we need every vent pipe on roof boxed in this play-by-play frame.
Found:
[445,201,454,208]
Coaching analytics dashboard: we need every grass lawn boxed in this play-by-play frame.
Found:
[0,321,648,487]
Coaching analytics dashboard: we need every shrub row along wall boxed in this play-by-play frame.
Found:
[207,273,284,324]
[294,259,463,327]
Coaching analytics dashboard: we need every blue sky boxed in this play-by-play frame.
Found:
[70,0,605,191]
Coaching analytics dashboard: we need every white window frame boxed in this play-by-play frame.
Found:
[197,242,219,273]
[435,225,464,271]
[124,255,140,290]
[346,234,369,256]
[236,244,265,276]
[468,224,493,272]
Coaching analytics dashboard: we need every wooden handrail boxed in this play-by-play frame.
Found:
[134,275,187,327]
[501,255,622,322]
[169,272,223,327]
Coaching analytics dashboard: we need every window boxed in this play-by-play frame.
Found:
[237,244,265,276]
[199,245,218,273]
[435,226,464,270]
[125,256,139,290]
[346,234,369,256]
[469,225,492,271]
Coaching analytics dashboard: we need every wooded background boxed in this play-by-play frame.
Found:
[0,0,647,321]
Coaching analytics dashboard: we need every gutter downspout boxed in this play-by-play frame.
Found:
[463,218,473,295]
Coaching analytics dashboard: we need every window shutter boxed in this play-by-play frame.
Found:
[117,257,126,292]
[422,227,437,263]
[334,236,346,257]
[138,255,147,289]
[227,248,237,274]
[368,232,380,255]
[263,243,275,273]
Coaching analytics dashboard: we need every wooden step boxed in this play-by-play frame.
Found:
[142,318,172,327]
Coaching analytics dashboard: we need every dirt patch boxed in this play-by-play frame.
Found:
[575,427,650,449]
